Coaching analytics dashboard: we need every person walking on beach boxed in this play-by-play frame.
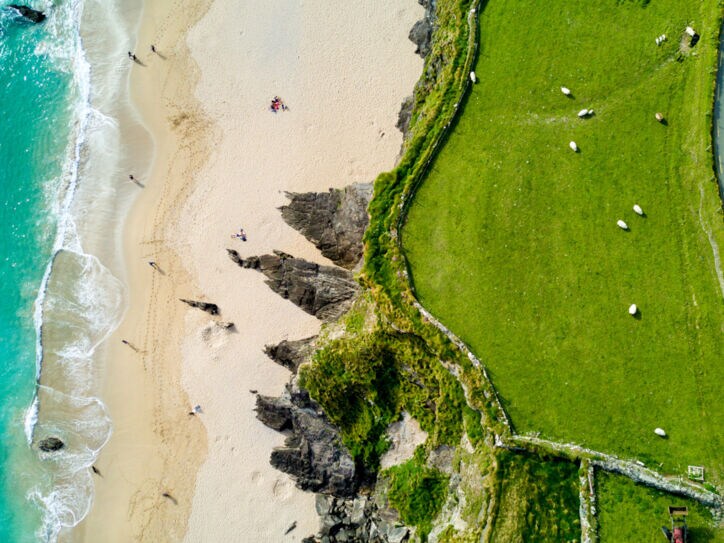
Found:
[151,44,157,54]
[121,339,138,351]
[148,261,159,270]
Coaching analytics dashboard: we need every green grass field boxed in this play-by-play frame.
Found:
[597,471,723,542]
[403,0,724,480]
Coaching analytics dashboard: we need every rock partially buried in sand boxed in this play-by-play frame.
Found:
[179,298,219,315]
[8,5,46,23]
[37,437,64,452]
[215,321,235,330]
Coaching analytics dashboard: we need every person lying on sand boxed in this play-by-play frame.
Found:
[269,96,288,113]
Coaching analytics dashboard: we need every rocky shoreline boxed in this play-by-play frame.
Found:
[245,166,412,540]
[241,5,441,540]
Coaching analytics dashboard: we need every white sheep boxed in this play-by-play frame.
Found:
[561,86,571,96]
[569,141,578,152]
[629,304,638,316]
[470,71,477,83]
[685,26,697,37]
[633,204,644,216]
[654,427,667,437]
[617,219,629,230]
[578,109,590,118]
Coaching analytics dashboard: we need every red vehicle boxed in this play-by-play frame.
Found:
[661,506,688,543]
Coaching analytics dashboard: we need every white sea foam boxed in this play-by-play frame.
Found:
[25,0,146,540]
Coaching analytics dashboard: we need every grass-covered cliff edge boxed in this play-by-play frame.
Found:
[292,0,724,541]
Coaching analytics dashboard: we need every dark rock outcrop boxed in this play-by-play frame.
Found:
[255,385,357,497]
[9,5,46,23]
[396,96,415,137]
[409,18,433,57]
[280,184,373,270]
[228,251,359,322]
[256,394,294,431]
[179,298,219,315]
[37,437,64,452]
[398,0,437,139]
[408,0,435,58]
[265,336,317,373]
[304,495,410,543]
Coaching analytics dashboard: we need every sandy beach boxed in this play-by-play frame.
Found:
[76,0,423,541]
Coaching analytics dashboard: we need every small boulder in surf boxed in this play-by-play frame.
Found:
[37,437,65,452]
[8,5,46,23]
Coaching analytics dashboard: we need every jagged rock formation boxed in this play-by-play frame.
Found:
[179,298,219,315]
[255,383,357,497]
[410,0,435,58]
[265,336,317,373]
[256,395,293,431]
[409,20,432,58]
[9,5,46,23]
[279,184,373,270]
[303,495,410,543]
[226,250,359,322]
[37,437,64,452]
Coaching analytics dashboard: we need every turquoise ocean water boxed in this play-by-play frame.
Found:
[1,2,76,540]
[0,1,137,540]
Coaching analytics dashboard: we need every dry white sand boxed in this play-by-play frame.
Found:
[179,2,423,540]
[77,0,423,541]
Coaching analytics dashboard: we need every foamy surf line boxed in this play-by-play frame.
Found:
[24,0,142,540]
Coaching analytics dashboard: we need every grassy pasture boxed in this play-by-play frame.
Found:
[403,0,724,480]
[597,471,723,542]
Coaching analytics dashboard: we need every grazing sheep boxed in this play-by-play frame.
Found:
[633,204,644,216]
[577,108,594,118]
[655,112,665,123]
[561,86,571,96]
[654,427,667,437]
[685,26,697,37]
[569,141,578,152]
[617,219,629,230]
[470,71,476,83]
[629,304,638,316]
